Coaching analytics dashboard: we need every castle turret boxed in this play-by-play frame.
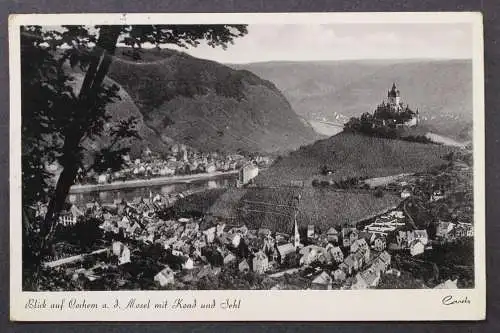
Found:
[387,82,401,108]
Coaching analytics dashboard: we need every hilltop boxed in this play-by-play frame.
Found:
[233,59,473,142]
[255,132,456,187]
[98,48,321,155]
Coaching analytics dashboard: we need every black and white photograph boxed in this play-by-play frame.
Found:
[9,13,485,321]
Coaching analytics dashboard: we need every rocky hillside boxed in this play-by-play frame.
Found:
[99,48,320,155]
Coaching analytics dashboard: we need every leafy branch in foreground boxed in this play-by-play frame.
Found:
[21,24,248,263]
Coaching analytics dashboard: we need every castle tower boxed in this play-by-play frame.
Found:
[387,82,401,109]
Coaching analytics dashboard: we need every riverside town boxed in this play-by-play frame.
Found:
[20,24,475,292]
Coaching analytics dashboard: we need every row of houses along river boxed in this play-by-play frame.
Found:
[68,172,238,206]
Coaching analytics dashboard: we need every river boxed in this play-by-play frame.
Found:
[68,173,238,206]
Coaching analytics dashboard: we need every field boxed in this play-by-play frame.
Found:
[256,132,456,188]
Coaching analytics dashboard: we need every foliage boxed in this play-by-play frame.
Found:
[391,238,474,288]
[53,217,104,252]
[21,24,248,260]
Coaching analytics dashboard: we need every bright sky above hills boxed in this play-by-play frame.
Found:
[170,23,473,63]
[44,23,473,63]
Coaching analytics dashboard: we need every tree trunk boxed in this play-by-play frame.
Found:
[41,26,122,252]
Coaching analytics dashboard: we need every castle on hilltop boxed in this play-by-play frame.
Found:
[373,82,419,128]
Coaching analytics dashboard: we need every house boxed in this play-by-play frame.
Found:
[223,253,236,265]
[185,222,200,233]
[97,174,109,184]
[351,238,371,263]
[349,229,359,246]
[371,251,391,274]
[307,225,315,239]
[326,227,339,243]
[216,223,226,237]
[252,251,269,274]
[232,225,249,236]
[182,257,195,270]
[358,231,374,243]
[430,190,445,202]
[203,227,216,243]
[388,210,405,219]
[341,227,358,247]
[70,204,84,218]
[112,241,131,265]
[343,253,363,275]
[352,268,381,289]
[154,266,175,287]
[326,245,344,264]
[59,212,77,226]
[206,164,216,173]
[230,233,242,248]
[333,268,346,282]
[299,245,323,266]
[372,235,387,251]
[408,230,429,246]
[434,279,458,289]
[238,163,259,186]
[386,268,401,277]
[409,240,425,256]
[126,222,141,236]
[238,259,250,273]
[311,271,332,290]
[262,237,276,253]
[454,223,474,238]
[436,221,455,239]
[400,188,412,199]
[276,243,296,264]
[350,238,369,253]
[396,230,408,249]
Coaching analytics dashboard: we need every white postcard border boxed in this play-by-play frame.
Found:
[9,12,486,321]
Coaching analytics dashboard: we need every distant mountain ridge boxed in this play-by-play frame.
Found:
[95,48,322,155]
[232,59,473,142]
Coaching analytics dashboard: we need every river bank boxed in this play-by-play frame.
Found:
[69,170,239,194]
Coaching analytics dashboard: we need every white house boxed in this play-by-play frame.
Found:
[182,257,195,270]
[112,241,131,265]
[252,251,269,274]
[400,189,412,199]
[409,240,425,256]
[238,163,259,186]
[154,266,175,287]
[97,174,109,184]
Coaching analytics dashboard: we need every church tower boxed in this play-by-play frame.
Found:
[387,82,401,109]
[293,215,300,248]
[293,194,301,249]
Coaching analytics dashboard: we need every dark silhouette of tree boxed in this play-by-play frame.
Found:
[22,24,248,258]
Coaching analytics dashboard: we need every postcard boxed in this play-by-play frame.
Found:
[9,12,485,321]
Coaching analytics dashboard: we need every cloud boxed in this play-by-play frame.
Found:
[43,23,474,63]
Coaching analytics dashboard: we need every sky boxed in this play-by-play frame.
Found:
[168,23,473,63]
